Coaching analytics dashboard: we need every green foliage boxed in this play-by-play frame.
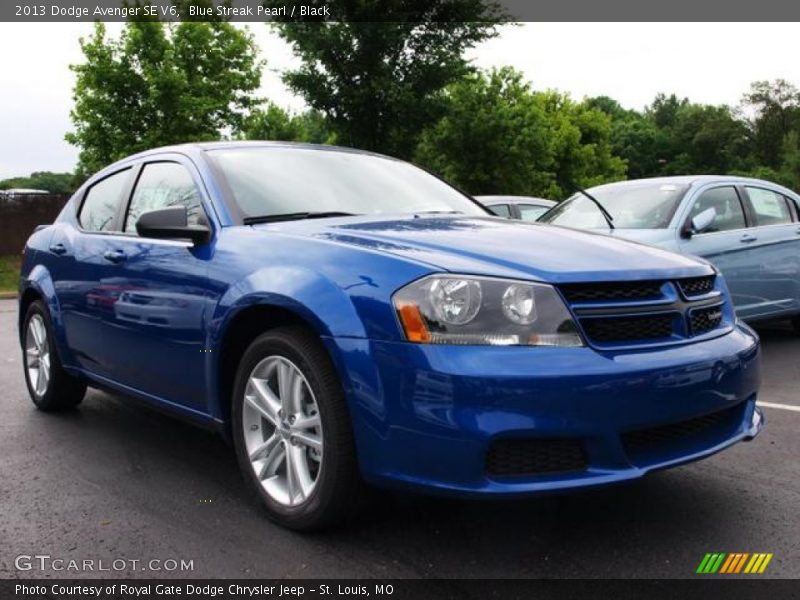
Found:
[62,9,800,198]
[590,92,753,180]
[0,255,22,293]
[240,103,335,144]
[741,79,800,169]
[0,172,74,194]
[66,16,262,179]
[414,68,625,197]
[266,1,505,159]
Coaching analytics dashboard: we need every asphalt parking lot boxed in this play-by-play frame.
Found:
[0,298,798,579]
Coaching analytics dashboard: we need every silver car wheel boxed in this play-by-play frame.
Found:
[26,314,51,398]
[242,355,323,507]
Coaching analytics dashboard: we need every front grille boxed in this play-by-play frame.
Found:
[580,314,674,344]
[559,275,725,347]
[678,275,716,297]
[621,404,741,457]
[560,281,663,303]
[486,438,587,477]
[689,304,724,335]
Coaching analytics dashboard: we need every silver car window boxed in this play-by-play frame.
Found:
[746,187,793,226]
[689,186,746,233]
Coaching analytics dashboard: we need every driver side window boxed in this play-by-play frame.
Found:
[125,162,204,234]
[688,186,746,234]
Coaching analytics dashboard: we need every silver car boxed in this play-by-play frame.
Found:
[540,176,800,328]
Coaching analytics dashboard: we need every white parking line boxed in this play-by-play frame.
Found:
[758,401,800,413]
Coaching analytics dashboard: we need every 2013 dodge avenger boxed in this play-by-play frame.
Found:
[19,142,763,530]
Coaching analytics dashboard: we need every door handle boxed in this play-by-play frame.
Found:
[49,243,67,255]
[740,234,758,243]
[103,249,128,264]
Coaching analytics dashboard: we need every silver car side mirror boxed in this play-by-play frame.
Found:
[691,207,717,234]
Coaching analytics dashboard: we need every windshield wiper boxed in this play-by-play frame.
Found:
[573,186,615,229]
[243,211,358,225]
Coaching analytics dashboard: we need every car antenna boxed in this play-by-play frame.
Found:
[573,185,615,229]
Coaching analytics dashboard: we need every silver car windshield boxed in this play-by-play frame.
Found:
[541,182,690,229]
[208,147,487,219]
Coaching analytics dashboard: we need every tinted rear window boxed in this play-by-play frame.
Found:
[79,169,131,232]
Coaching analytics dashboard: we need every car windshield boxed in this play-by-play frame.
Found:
[208,147,487,220]
[540,182,690,229]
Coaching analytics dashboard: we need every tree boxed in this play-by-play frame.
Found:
[415,68,555,195]
[549,96,627,193]
[778,131,800,190]
[241,103,335,144]
[741,79,800,168]
[414,68,625,198]
[66,15,262,179]
[0,172,74,194]
[266,1,505,159]
[669,104,751,174]
[594,93,754,179]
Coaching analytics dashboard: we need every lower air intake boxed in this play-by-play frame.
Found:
[621,404,742,458]
[486,438,587,477]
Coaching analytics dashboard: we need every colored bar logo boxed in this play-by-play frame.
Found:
[697,553,773,574]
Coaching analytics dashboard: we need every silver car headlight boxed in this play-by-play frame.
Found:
[393,275,584,347]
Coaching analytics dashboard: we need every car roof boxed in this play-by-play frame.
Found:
[84,141,406,189]
[476,195,556,206]
[121,140,393,163]
[589,175,792,190]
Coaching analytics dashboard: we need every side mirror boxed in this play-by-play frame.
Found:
[136,206,211,245]
[682,207,716,238]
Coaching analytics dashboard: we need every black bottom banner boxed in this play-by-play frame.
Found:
[3,579,799,600]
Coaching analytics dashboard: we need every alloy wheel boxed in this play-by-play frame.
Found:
[26,314,51,397]
[242,355,323,507]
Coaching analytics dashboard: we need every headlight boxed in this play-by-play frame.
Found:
[393,275,584,347]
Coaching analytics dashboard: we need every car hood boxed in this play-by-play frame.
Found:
[258,215,711,283]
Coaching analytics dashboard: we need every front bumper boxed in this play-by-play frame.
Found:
[327,323,762,497]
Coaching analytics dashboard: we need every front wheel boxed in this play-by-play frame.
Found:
[22,300,86,411]
[231,326,363,531]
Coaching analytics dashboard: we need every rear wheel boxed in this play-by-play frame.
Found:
[231,326,362,531]
[22,300,86,411]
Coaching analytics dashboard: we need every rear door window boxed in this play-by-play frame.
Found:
[78,168,132,232]
[688,186,746,233]
[746,187,793,226]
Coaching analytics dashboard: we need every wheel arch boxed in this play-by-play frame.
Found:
[18,266,62,346]
[209,300,357,437]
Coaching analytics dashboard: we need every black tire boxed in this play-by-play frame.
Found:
[22,300,86,411]
[792,316,800,335]
[231,325,363,531]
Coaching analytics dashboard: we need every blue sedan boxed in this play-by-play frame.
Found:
[19,144,762,530]
[541,176,800,328]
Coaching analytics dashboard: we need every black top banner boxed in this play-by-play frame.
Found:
[5,0,800,22]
